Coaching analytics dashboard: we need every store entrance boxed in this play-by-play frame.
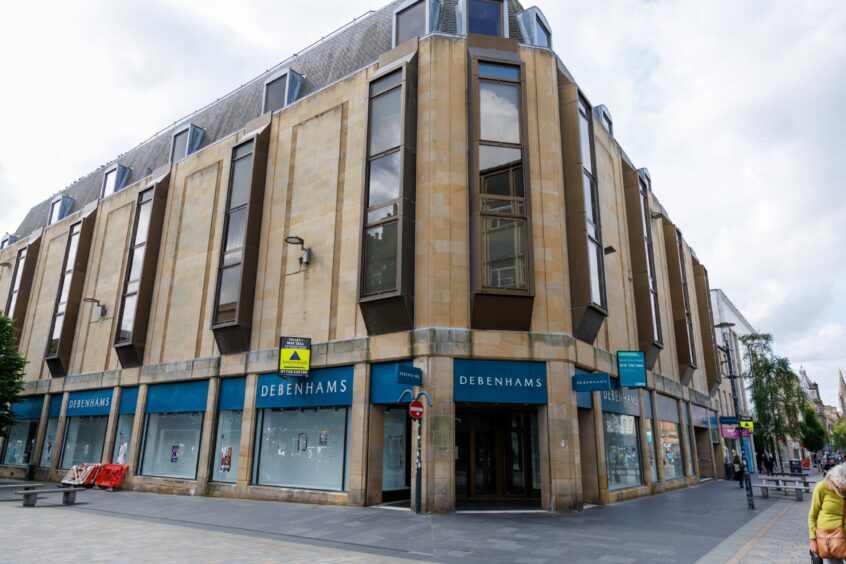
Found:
[455,407,540,502]
[382,407,411,503]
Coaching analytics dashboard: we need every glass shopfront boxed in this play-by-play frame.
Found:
[370,362,415,500]
[140,380,208,480]
[601,383,643,491]
[253,367,353,491]
[113,387,138,464]
[60,389,113,469]
[212,377,245,483]
[2,396,42,466]
[657,394,683,480]
[39,395,63,467]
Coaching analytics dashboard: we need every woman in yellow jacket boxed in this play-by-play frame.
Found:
[809,463,846,563]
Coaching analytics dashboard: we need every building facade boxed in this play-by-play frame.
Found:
[0,0,725,512]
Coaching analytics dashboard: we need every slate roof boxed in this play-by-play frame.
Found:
[12,0,538,239]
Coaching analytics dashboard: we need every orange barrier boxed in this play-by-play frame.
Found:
[94,464,129,490]
[61,464,101,487]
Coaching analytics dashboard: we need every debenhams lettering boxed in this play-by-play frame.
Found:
[67,397,111,410]
[261,379,349,398]
[458,375,543,388]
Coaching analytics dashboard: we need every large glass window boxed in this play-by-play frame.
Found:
[659,420,683,480]
[140,412,204,479]
[254,407,349,491]
[112,413,134,464]
[468,0,503,36]
[60,415,108,469]
[212,410,242,483]
[478,63,527,290]
[46,222,81,358]
[116,189,154,344]
[677,231,697,366]
[213,140,254,324]
[578,96,607,309]
[5,247,27,317]
[638,175,662,345]
[603,413,642,490]
[396,0,425,45]
[2,419,38,465]
[39,418,60,467]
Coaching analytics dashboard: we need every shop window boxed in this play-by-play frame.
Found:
[470,57,533,330]
[253,407,350,491]
[113,387,138,464]
[40,418,59,467]
[139,412,204,479]
[212,377,245,483]
[60,415,108,469]
[2,419,38,466]
[170,123,205,163]
[659,420,683,480]
[468,0,504,37]
[211,129,269,354]
[603,413,643,490]
[358,60,417,335]
[395,0,426,45]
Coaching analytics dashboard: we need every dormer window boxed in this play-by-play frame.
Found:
[395,0,426,45]
[594,105,613,136]
[101,164,131,199]
[535,18,550,47]
[170,123,205,163]
[48,195,74,226]
[0,234,17,250]
[262,69,304,114]
[468,0,504,37]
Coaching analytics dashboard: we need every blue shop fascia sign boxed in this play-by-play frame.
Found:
[257,366,353,409]
[454,359,547,404]
[67,389,113,417]
[617,351,647,388]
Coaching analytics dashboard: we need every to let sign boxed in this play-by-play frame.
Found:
[279,336,311,377]
[617,351,647,388]
[408,400,424,420]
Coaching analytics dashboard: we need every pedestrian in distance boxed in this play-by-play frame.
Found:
[825,458,838,476]
[809,463,846,563]
[765,452,775,476]
[757,451,764,473]
[733,454,744,488]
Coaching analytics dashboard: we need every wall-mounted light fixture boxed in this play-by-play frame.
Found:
[650,211,663,220]
[82,297,107,318]
[603,245,617,256]
[284,236,311,265]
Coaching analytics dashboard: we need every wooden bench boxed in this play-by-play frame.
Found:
[753,483,805,501]
[15,487,84,507]
[0,483,43,490]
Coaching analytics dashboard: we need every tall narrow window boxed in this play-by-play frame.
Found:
[5,247,27,318]
[468,0,504,37]
[535,18,550,47]
[49,200,62,225]
[663,223,697,385]
[264,75,288,114]
[116,190,152,344]
[46,223,81,359]
[358,60,417,335]
[578,96,607,310]
[102,169,117,198]
[395,0,426,45]
[639,175,661,346]
[677,231,697,368]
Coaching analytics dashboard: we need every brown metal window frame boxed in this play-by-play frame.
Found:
[5,247,27,318]
[675,230,697,369]
[357,57,417,335]
[638,174,662,348]
[45,221,82,361]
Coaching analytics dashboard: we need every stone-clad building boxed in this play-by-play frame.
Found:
[0,0,724,512]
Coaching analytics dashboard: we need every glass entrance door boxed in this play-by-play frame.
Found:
[382,407,410,501]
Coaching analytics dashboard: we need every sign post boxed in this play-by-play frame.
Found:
[398,389,433,515]
[279,336,311,377]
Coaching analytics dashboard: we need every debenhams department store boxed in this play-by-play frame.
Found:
[0,0,724,512]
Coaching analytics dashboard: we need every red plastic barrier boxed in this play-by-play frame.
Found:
[95,464,129,490]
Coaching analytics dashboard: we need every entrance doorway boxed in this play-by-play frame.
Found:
[694,427,715,478]
[382,407,411,503]
[455,407,540,502]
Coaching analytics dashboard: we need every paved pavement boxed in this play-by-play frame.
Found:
[0,478,812,563]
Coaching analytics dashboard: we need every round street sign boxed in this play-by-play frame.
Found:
[408,400,424,420]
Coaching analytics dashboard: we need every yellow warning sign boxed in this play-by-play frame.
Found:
[740,419,754,431]
[279,336,311,377]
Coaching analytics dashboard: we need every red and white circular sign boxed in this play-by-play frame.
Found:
[408,399,424,420]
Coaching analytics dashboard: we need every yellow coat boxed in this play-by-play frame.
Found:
[809,481,845,539]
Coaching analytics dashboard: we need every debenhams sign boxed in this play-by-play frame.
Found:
[66,389,113,416]
[453,359,547,405]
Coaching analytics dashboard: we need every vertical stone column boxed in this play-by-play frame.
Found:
[593,390,608,503]
[236,373,258,495]
[346,363,370,506]
[366,404,385,506]
[638,389,653,488]
[684,402,700,481]
[545,361,580,511]
[419,356,454,513]
[49,392,70,479]
[102,387,122,464]
[195,376,220,492]
[651,391,664,485]
[126,384,148,480]
[30,395,50,468]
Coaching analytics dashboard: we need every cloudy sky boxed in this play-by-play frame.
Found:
[1,1,843,403]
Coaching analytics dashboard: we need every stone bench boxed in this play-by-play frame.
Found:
[753,483,804,501]
[0,483,42,490]
[15,487,85,507]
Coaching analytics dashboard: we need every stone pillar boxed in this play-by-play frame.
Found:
[195,376,220,491]
[235,373,258,494]
[420,356,454,513]
[546,361,580,511]
[651,391,664,485]
[49,392,70,478]
[593,390,608,503]
[684,402,700,481]
[126,384,148,480]
[366,404,385,506]
[102,387,121,464]
[346,363,370,506]
[638,389,654,488]
[30,395,50,468]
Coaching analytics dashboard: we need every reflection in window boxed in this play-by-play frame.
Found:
[116,189,154,344]
[659,420,683,480]
[604,413,643,490]
[264,74,288,114]
[536,18,551,48]
[362,71,403,297]
[578,96,607,309]
[46,222,81,357]
[396,0,426,45]
[5,247,27,317]
[214,140,254,324]
[478,63,527,290]
[468,0,503,37]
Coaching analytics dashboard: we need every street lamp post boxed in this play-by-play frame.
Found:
[716,321,755,510]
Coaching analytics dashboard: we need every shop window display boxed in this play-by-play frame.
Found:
[603,413,642,490]
[112,413,134,464]
[140,412,204,479]
[60,415,108,468]
[212,410,242,483]
[40,418,59,467]
[382,408,407,492]
[2,419,38,465]
[659,420,684,480]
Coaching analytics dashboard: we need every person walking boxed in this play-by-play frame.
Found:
[809,464,846,563]
[732,454,744,488]
[764,452,775,476]
[825,458,838,476]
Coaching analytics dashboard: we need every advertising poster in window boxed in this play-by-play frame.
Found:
[219,446,233,472]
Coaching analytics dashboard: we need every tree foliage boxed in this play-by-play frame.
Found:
[799,404,829,454]
[0,314,26,436]
[832,421,846,454]
[739,332,806,460]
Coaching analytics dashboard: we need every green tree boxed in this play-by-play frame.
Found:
[799,404,829,455]
[832,422,846,454]
[0,313,26,436]
[739,332,805,469]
